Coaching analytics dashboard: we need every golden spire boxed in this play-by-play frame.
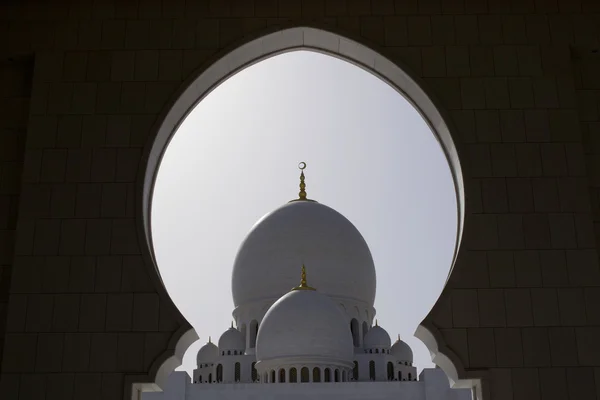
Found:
[231,321,234,329]
[208,336,212,343]
[289,162,317,203]
[375,319,378,327]
[291,264,316,291]
[298,162,307,200]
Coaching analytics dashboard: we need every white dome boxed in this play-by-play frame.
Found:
[196,341,218,364]
[231,201,376,307]
[256,288,354,364]
[391,336,413,362]
[218,327,245,352]
[364,324,391,349]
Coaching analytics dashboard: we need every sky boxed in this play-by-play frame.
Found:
[151,50,458,375]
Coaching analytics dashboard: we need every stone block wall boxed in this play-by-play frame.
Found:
[0,1,599,399]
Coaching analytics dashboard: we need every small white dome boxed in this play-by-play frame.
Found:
[232,201,376,308]
[364,324,391,349]
[196,341,218,364]
[391,336,413,362]
[256,287,353,365]
[218,327,245,352]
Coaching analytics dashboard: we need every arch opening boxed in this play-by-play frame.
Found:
[350,318,360,347]
[138,25,474,400]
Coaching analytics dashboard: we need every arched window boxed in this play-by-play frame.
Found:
[271,370,275,383]
[216,364,223,382]
[251,362,257,382]
[222,351,224,355]
[240,323,246,343]
[369,361,375,381]
[227,350,231,355]
[398,371,402,381]
[350,318,359,347]
[353,361,359,380]
[235,362,241,382]
[375,349,379,354]
[249,320,258,348]
[387,362,394,381]
[313,367,321,382]
[208,373,212,383]
[324,368,331,382]
[279,369,286,383]
[342,370,347,382]
[198,375,202,384]
[233,350,237,355]
[290,367,297,383]
[334,369,340,382]
[408,372,412,381]
[369,349,372,354]
[301,367,309,382]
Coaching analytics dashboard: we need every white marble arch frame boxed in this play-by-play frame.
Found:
[136,25,480,399]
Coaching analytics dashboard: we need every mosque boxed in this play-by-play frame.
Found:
[145,163,472,400]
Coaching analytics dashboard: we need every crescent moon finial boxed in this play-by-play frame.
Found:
[298,162,307,200]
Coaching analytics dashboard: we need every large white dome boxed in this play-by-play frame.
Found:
[255,288,354,364]
[231,201,376,307]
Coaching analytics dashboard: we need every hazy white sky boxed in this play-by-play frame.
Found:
[151,50,458,374]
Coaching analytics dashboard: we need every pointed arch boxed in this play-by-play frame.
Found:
[249,320,258,348]
[235,362,241,382]
[350,318,360,347]
[301,367,309,383]
[251,362,257,382]
[138,24,473,397]
[313,367,321,382]
[216,364,223,382]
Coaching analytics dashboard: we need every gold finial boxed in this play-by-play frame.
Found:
[298,162,307,200]
[231,321,234,329]
[375,319,378,327]
[289,162,317,203]
[291,264,316,291]
[397,334,401,341]
[208,336,212,343]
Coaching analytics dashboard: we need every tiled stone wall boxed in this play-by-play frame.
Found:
[0,55,33,383]
[0,1,599,399]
